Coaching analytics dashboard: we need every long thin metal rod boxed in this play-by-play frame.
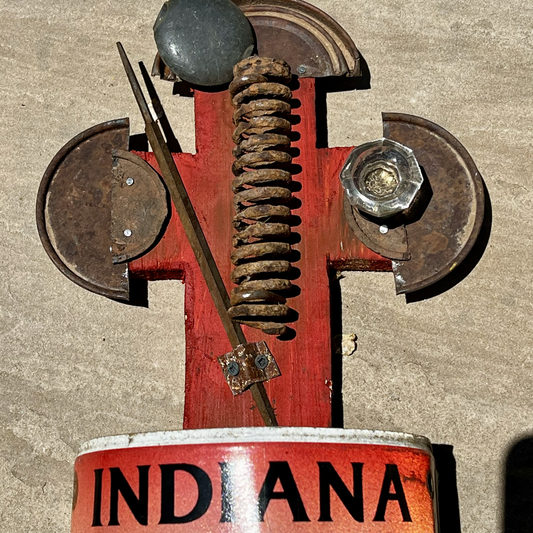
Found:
[117,42,278,427]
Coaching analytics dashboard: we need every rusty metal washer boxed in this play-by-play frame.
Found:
[218,341,281,396]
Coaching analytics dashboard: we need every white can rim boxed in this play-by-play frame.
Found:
[78,427,432,457]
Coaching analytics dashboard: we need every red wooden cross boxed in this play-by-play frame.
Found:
[130,78,391,429]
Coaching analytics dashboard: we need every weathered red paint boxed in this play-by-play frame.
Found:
[72,430,436,533]
[130,78,391,429]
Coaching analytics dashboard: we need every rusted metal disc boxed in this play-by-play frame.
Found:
[36,119,131,301]
[111,150,169,264]
[234,0,361,78]
[343,194,410,262]
[383,113,485,294]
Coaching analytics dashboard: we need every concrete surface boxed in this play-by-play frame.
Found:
[1,0,532,531]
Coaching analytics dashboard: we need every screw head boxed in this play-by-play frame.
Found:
[297,65,307,74]
[126,177,134,186]
[255,355,269,370]
[379,225,389,234]
[227,361,240,376]
[426,472,434,499]
[124,229,132,237]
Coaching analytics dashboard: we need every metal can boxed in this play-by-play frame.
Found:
[72,427,438,532]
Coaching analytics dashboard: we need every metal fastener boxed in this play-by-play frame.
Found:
[124,229,132,237]
[380,225,389,234]
[297,65,307,74]
[126,177,134,186]
[218,341,280,396]
[255,354,269,370]
[227,361,240,376]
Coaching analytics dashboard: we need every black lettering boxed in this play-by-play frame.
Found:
[318,462,364,522]
[219,462,234,523]
[258,461,310,522]
[373,464,412,522]
[159,464,212,524]
[92,469,103,527]
[109,466,150,526]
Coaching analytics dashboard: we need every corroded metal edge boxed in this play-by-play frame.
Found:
[234,0,361,77]
[343,195,410,261]
[383,112,485,294]
[36,119,131,301]
[153,0,361,81]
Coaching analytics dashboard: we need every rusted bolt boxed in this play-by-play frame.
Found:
[227,362,240,376]
[255,354,269,370]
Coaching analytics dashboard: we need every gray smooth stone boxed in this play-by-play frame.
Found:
[154,0,255,86]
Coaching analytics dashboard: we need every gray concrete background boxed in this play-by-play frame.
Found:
[1,0,532,531]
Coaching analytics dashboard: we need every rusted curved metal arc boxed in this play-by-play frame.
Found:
[234,0,361,77]
[383,112,485,294]
[36,119,131,301]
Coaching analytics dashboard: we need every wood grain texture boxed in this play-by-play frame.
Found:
[130,78,391,429]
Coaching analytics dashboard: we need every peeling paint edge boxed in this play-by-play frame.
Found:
[79,427,433,457]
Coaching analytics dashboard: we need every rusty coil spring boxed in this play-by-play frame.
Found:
[228,57,294,337]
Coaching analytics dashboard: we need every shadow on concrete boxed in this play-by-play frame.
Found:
[329,271,344,428]
[504,435,533,532]
[433,444,462,533]
[327,273,463,529]
[406,180,492,303]
[315,53,371,149]
[128,133,149,152]
[125,279,149,308]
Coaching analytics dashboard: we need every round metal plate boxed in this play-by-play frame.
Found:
[234,0,361,78]
[344,114,485,294]
[111,150,169,264]
[384,113,485,294]
[36,119,131,301]
[344,194,410,261]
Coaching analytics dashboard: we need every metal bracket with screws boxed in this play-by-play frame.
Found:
[110,148,169,264]
[218,341,281,396]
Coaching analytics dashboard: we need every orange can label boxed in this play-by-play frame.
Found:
[72,429,437,533]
